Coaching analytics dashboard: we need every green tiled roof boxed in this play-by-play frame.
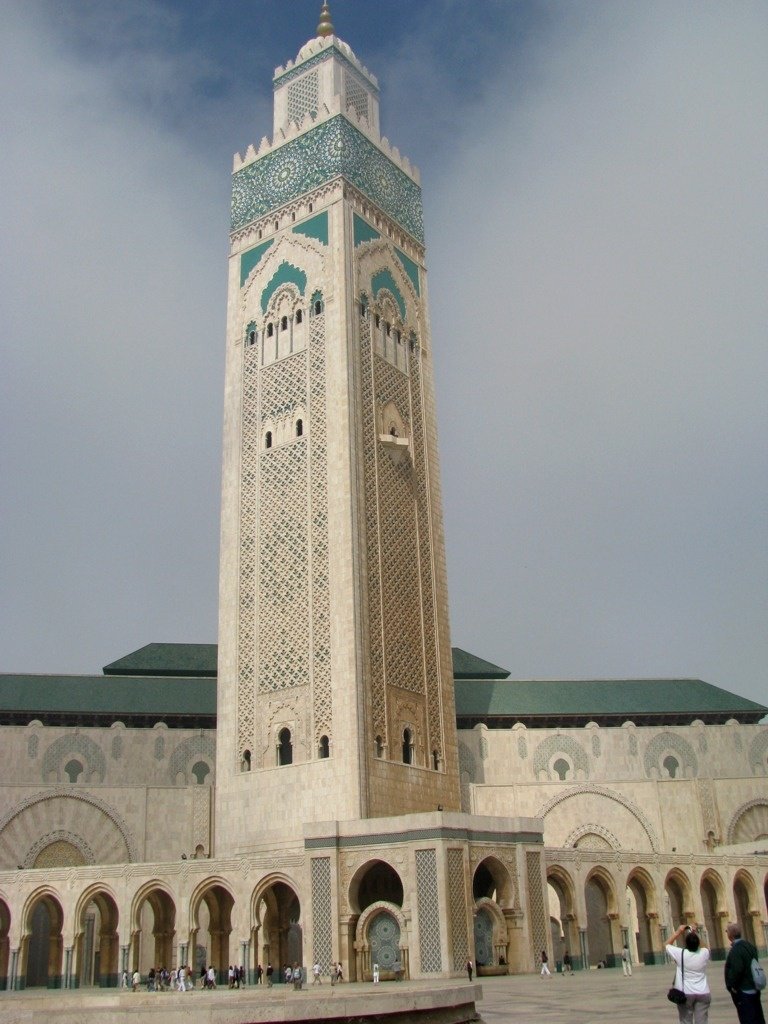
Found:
[103,643,217,677]
[0,645,763,727]
[454,677,767,724]
[0,674,216,722]
[451,648,510,680]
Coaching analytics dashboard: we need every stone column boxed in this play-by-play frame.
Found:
[9,948,19,991]
[63,946,74,989]
[120,944,129,978]
[578,928,589,971]
[240,940,248,983]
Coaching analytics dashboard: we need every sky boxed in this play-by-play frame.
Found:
[1,0,766,707]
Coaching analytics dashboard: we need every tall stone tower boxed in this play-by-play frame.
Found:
[216,6,461,855]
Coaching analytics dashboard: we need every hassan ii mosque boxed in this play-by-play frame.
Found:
[0,3,766,992]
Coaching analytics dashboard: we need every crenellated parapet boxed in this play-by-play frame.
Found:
[274,34,379,93]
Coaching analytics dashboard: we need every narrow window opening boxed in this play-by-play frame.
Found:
[274,220,279,231]
[281,315,288,331]
[389,426,398,437]
[242,750,251,772]
[309,202,314,213]
[278,728,293,766]
[314,299,322,315]
[432,750,439,771]
[385,322,391,336]
[267,323,274,337]
[663,755,680,778]
[395,330,401,344]
[65,759,84,783]
[409,334,416,352]
[291,212,296,222]
[258,229,263,240]
[248,330,256,346]
[296,419,303,437]
[375,735,384,758]
[191,761,210,785]
[402,728,413,765]
[553,758,569,781]
[318,735,330,759]
[374,314,380,329]
[296,309,303,324]
[265,431,273,449]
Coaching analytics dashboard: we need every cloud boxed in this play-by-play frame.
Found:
[429,2,768,698]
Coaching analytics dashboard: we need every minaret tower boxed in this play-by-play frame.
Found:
[216,5,460,855]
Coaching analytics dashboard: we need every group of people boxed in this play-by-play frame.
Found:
[666,921,765,1024]
[122,964,195,991]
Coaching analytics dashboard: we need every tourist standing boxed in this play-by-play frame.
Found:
[540,950,551,977]
[313,961,321,984]
[563,950,573,976]
[725,922,765,1024]
[622,944,633,977]
[266,962,273,987]
[466,958,473,981]
[667,923,711,1024]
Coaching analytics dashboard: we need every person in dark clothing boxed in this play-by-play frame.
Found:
[725,922,765,1024]
[466,959,473,981]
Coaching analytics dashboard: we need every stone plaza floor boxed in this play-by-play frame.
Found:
[0,965,741,1024]
[476,964,732,1023]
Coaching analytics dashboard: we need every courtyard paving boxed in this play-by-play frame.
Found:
[0,965,740,1024]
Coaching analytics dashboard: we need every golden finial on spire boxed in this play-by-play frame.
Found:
[317,2,334,38]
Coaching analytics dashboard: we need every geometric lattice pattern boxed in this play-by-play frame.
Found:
[358,282,443,767]
[447,848,470,971]
[643,732,698,778]
[287,70,319,125]
[231,116,424,242]
[41,734,106,784]
[525,850,548,965]
[237,304,331,764]
[311,857,333,970]
[415,849,442,973]
[532,734,589,779]
[345,71,370,123]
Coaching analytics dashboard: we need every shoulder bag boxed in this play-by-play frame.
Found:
[667,949,687,1004]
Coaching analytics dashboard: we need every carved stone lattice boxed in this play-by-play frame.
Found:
[311,857,333,970]
[525,851,548,964]
[447,848,469,971]
[287,70,319,125]
[643,732,698,778]
[237,307,331,764]
[532,735,589,780]
[415,849,442,973]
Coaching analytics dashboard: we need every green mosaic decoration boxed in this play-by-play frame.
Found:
[371,268,406,320]
[354,213,381,247]
[395,247,420,296]
[240,240,274,288]
[261,261,308,313]
[231,115,423,243]
[292,211,328,246]
[274,44,379,94]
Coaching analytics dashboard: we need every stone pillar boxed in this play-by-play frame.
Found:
[63,946,74,989]
[579,928,589,971]
[240,940,248,983]
[178,941,188,973]
[120,944,129,977]
[9,948,20,991]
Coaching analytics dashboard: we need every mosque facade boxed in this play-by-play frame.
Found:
[0,5,766,992]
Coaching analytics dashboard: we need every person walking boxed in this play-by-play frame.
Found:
[266,962,273,987]
[725,922,765,1024]
[466,958,473,981]
[563,950,573,976]
[667,923,711,1024]
[540,950,551,977]
[312,961,321,984]
[622,944,633,977]
[257,963,263,985]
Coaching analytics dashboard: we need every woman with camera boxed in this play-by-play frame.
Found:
[666,923,712,1024]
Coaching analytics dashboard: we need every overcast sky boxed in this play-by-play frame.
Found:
[1,1,766,706]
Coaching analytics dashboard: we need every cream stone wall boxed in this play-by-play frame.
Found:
[0,725,215,869]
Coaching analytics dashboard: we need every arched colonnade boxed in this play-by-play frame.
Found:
[545,859,768,970]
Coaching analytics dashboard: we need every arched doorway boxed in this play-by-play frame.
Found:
[472,857,513,971]
[664,869,694,937]
[349,861,406,981]
[547,866,582,969]
[191,881,235,985]
[584,869,619,967]
[626,869,663,964]
[253,879,302,983]
[132,885,175,976]
[0,899,10,991]
[733,872,757,946]
[23,893,64,988]
[700,871,726,960]
[76,889,119,987]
